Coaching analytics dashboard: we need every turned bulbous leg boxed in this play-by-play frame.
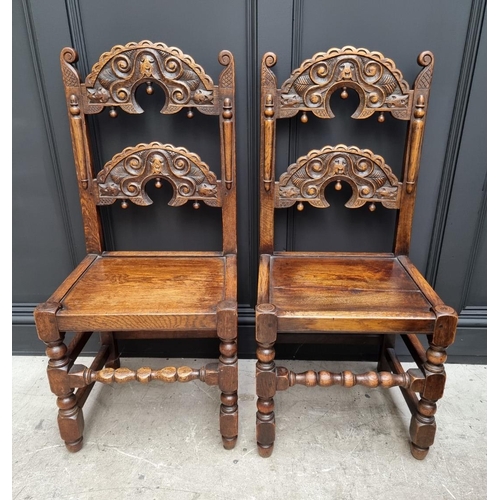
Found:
[217,301,238,449]
[219,340,238,449]
[255,304,278,457]
[410,342,447,459]
[46,339,84,452]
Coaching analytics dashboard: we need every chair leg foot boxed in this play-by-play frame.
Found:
[222,436,237,450]
[65,437,84,453]
[257,443,274,458]
[409,397,437,460]
[220,393,238,450]
[57,392,85,453]
[220,410,238,449]
[256,402,275,458]
[410,441,429,460]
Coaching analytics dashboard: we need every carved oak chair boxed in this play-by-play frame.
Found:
[256,47,457,459]
[34,41,238,452]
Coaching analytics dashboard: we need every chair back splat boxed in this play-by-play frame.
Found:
[34,41,238,452]
[255,47,457,459]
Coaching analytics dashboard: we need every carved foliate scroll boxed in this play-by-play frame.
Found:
[276,145,401,209]
[279,46,412,120]
[81,41,216,114]
[94,142,221,207]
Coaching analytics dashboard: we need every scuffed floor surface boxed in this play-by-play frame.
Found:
[13,357,487,499]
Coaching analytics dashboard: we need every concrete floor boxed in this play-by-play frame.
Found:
[13,357,487,499]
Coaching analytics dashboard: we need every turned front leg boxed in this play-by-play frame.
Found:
[410,305,457,459]
[46,338,84,452]
[255,304,278,458]
[217,301,238,449]
[34,302,84,453]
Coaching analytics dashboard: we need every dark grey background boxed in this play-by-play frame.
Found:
[13,0,486,363]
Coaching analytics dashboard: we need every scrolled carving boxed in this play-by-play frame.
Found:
[276,145,400,210]
[415,50,434,90]
[261,52,278,91]
[60,47,81,88]
[95,142,221,207]
[82,41,216,114]
[279,46,412,120]
[218,50,235,89]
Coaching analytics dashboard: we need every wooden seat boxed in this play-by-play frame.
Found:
[54,254,228,332]
[269,255,435,330]
[256,48,457,459]
[34,41,238,452]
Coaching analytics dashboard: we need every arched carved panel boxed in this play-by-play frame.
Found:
[78,41,217,115]
[279,46,412,120]
[94,142,221,207]
[276,145,401,209]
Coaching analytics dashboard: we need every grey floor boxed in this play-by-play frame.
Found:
[13,357,487,500]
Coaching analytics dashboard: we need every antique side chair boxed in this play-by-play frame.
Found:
[34,41,238,452]
[256,47,457,458]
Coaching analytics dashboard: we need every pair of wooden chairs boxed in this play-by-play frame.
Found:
[34,41,457,460]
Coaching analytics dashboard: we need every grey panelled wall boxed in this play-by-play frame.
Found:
[432,9,487,362]
[12,0,487,362]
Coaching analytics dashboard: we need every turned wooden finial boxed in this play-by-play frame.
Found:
[414,94,426,118]
[187,107,194,118]
[369,202,376,212]
[223,98,233,119]
[297,202,304,211]
[146,81,154,94]
[335,180,342,191]
[300,111,308,123]
[193,201,200,209]
[341,87,348,99]
[109,106,118,118]
[120,200,128,209]
[155,178,162,188]
[69,95,80,115]
[378,112,385,123]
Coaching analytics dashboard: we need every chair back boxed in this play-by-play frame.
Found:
[60,41,236,254]
[259,47,434,256]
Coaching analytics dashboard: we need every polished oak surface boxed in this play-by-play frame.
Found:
[56,255,226,331]
[271,255,432,314]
